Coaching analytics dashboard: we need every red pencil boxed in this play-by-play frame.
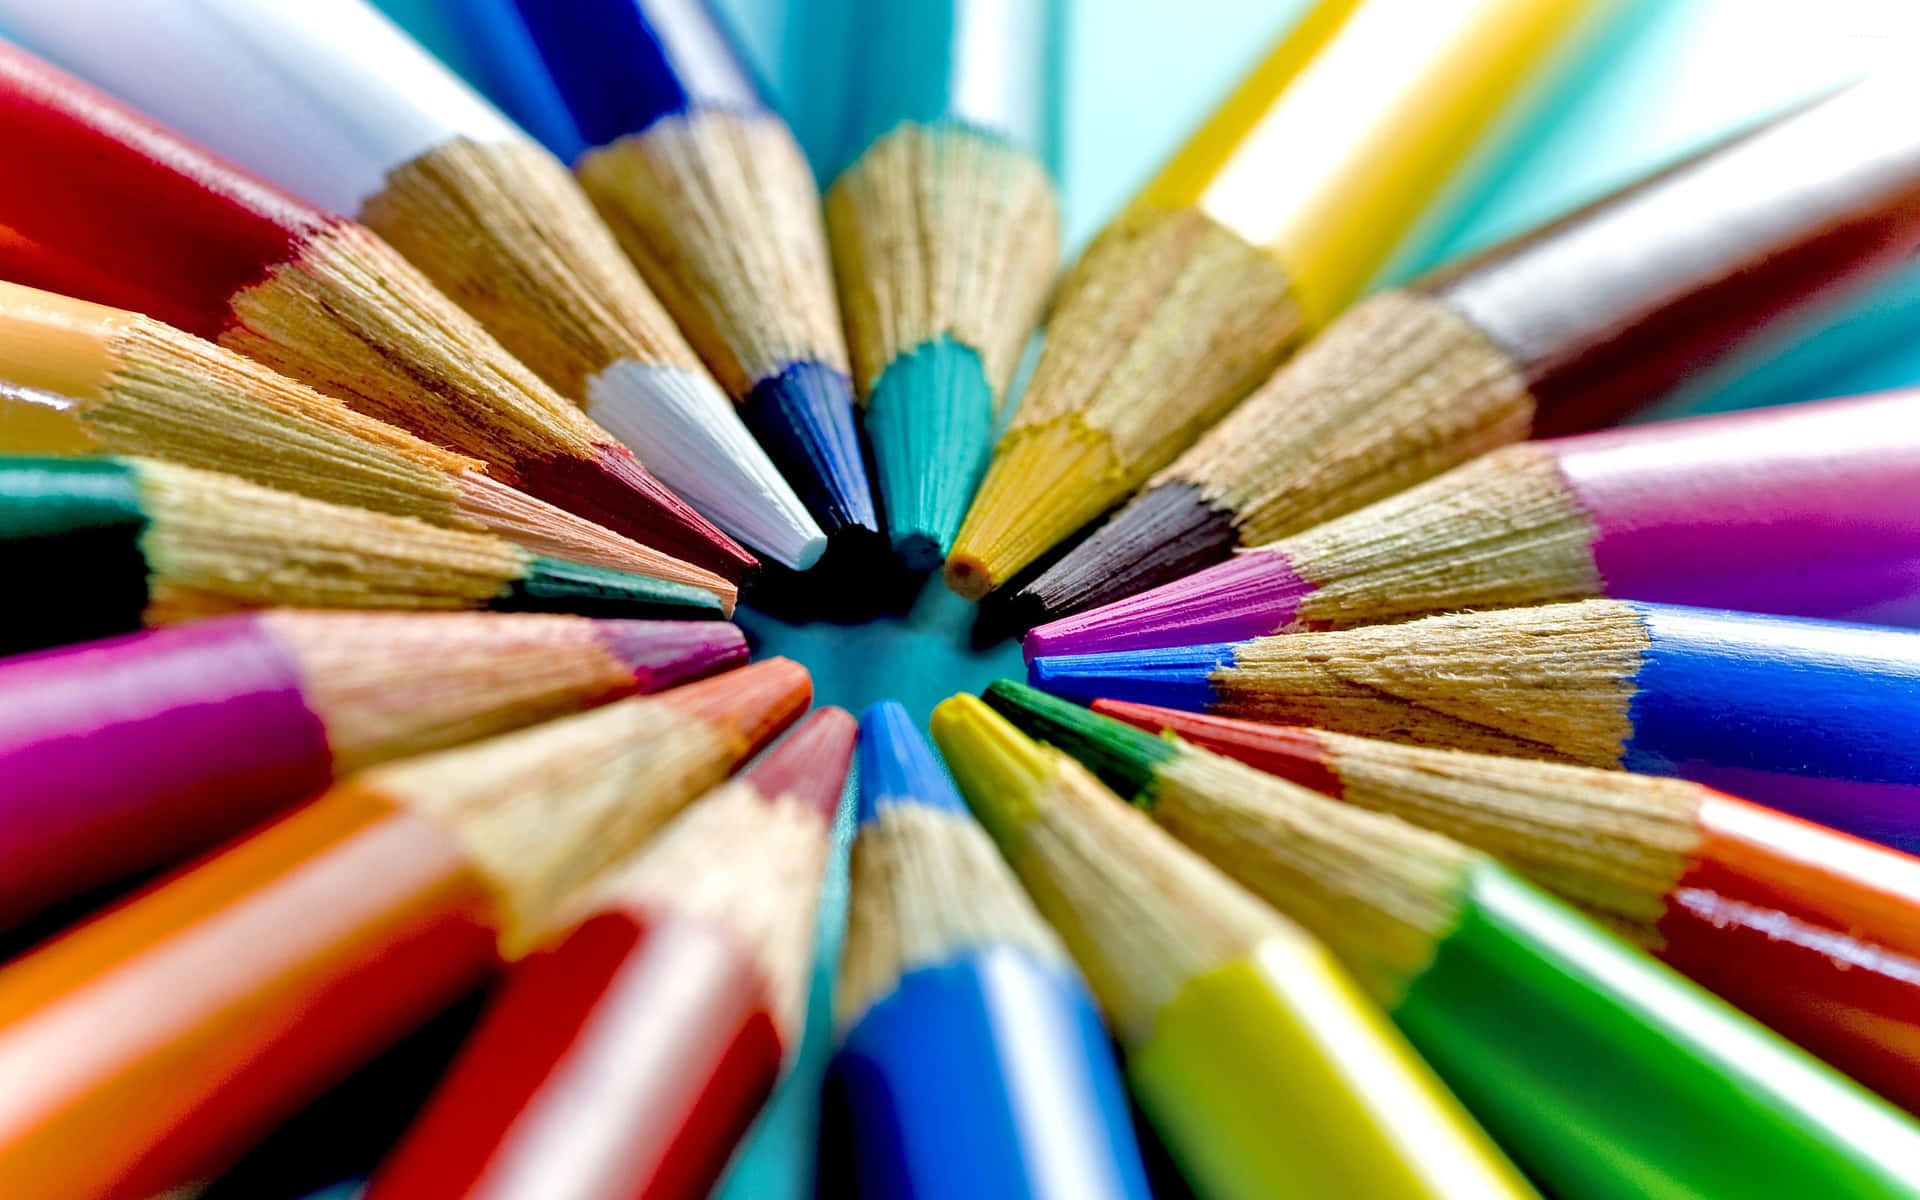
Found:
[0,660,808,1200]
[1093,697,1920,1115]
[0,43,752,578]
[366,707,857,1200]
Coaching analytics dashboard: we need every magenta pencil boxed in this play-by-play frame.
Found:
[1028,388,1920,661]
[0,611,745,928]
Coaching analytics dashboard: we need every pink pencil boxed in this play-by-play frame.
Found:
[1028,387,1920,660]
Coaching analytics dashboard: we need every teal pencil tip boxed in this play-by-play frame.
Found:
[865,336,995,570]
[507,558,728,620]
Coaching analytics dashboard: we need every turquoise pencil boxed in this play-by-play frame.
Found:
[823,0,1062,567]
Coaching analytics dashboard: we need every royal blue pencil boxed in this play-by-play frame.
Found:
[830,702,1153,1200]
[455,0,878,541]
[1029,599,1920,850]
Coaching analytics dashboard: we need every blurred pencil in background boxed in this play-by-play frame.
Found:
[0,3,810,573]
[829,702,1152,1200]
[1031,600,1920,847]
[0,612,744,931]
[1027,387,1920,658]
[931,693,1538,1200]
[943,0,1604,601]
[822,0,1062,567]
[366,706,854,1200]
[1022,77,1920,622]
[421,0,879,541]
[0,41,763,577]
[0,279,737,598]
[0,456,728,655]
[984,681,1920,1200]
[1093,699,1920,1115]
[0,658,810,1200]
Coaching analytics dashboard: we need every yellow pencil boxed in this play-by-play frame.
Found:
[944,0,1603,599]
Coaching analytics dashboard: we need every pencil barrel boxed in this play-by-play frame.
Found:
[0,789,500,1200]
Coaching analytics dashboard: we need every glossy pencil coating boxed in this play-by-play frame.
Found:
[1034,599,1920,844]
[825,0,1062,564]
[1026,386,1920,658]
[0,657,809,1199]
[366,706,854,1200]
[832,702,1151,1200]
[0,611,744,928]
[1093,699,1920,1115]
[446,0,878,538]
[942,0,1600,600]
[983,681,1920,1199]
[0,456,727,655]
[931,694,1537,1200]
[0,787,505,1200]
[1019,75,1920,627]
[0,35,762,579]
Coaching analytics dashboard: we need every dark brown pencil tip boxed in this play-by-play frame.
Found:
[1016,482,1242,623]
[515,444,758,581]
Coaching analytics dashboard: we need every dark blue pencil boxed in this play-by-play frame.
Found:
[1029,599,1920,850]
[454,0,878,540]
[829,702,1152,1200]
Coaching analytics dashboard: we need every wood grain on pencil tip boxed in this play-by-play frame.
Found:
[365,704,850,1200]
[1092,698,1920,1116]
[983,680,1920,1200]
[0,455,728,656]
[1020,77,1920,624]
[931,693,1537,1200]
[0,21,775,575]
[1027,387,1920,659]
[0,611,744,930]
[452,0,878,539]
[833,701,1153,1200]
[0,278,740,604]
[943,0,1603,601]
[1031,600,1920,847]
[824,0,1062,566]
[0,657,807,1200]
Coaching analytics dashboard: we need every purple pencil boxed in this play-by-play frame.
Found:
[0,610,745,927]
[1028,387,1920,661]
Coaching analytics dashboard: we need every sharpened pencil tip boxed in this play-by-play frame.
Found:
[866,336,995,569]
[595,619,748,691]
[660,658,813,762]
[930,693,1054,848]
[745,706,856,817]
[857,700,967,822]
[741,362,878,538]
[1028,643,1235,710]
[507,558,729,619]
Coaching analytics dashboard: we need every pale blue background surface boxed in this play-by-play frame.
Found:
[333,3,1920,1198]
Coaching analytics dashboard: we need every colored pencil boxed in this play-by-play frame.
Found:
[830,701,1152,1200]
[0,279,738,599]
[1095,698,1920,1115]
[930,695,1536,1200]
[0,610,744,930]
[940,0,1602,599]
[984,680,1920,1199]
[0,658,809,1200]
[1018,77,1920,622]
[0,455,726,655]
[0,25,796,575]
[441,0,878,540]
[822,0,1062,566]
[1032,599,1920,846]
[1027,387,1920,658]
[365,705,854,1200]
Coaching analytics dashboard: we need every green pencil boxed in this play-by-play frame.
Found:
[983,680,1920,1200]
[0,455,725,654]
